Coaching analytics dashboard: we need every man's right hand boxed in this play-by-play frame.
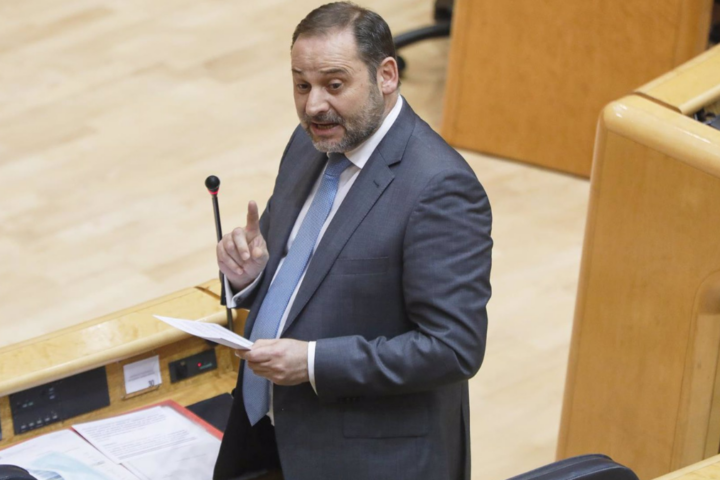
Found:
[217,200,269,291]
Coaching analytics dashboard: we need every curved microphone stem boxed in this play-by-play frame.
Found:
[206,175,234,332]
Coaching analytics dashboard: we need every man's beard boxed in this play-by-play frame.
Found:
[302,86,385,153]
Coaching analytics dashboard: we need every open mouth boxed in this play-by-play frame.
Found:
[310,122,341,136]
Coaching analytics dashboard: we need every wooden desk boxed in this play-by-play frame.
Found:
[654,454,720,480]
[442,0,713,176]
[0,279,246,449]
[557,46,720,478]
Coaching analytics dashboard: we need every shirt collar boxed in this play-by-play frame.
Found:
[337,95,404,170]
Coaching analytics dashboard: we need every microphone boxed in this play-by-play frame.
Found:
[205,175,234,332]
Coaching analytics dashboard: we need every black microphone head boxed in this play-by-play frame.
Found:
[205,175,220,194]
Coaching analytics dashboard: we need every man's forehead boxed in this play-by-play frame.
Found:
[291,29,362,73]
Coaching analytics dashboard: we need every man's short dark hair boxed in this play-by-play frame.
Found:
[291,2,397,80]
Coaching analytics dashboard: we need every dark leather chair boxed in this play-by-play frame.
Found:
[711,0,720,46]
[393,0,454,73]
[507,455,638,480]
[0,466,37,480]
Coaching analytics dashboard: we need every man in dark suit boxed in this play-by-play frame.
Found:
[213,3,492,479]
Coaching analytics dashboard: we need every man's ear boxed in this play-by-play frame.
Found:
[377,57,399,94]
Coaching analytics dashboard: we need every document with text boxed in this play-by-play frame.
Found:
[74,404,221,480]
[0,429,139,480]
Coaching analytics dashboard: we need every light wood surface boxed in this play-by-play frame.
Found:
[442,0,713,177]
[653,454,720,480]
[0,1,591,478]
[638,46,720,114]
[557,46,720,479]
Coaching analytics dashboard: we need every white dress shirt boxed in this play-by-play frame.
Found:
[225,95,403,421]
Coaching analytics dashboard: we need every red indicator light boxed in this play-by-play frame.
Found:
[197,363,202,367]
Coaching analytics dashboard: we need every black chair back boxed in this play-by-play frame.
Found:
[508,455,639,480]
[0,465,37,480]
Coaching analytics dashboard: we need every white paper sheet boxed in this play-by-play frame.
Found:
[73,406,201,464]
[0,430,139,480]
[153,315,253,350]
[73,405,220,480]
[123,356,162,395]
[122,438,221,480]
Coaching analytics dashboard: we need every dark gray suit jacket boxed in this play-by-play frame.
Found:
[214,101,492,480]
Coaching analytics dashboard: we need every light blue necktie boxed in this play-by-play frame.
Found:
[243,153,352,425]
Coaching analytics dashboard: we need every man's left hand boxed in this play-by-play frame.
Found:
[237,339,309,386]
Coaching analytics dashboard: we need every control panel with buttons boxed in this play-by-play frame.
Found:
[169,349,218,383]
[9,367,110,435]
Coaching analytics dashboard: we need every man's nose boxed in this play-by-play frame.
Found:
[305,88,329,117]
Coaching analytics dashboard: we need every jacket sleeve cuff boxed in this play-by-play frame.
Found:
[224,273,263,308]
[308,341,318,394]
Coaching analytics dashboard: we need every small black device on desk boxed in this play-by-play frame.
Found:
[9,367,109,435]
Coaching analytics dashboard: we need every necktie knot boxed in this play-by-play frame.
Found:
[325,153,352,178]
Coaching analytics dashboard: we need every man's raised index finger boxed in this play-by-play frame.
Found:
[246,200,260,230]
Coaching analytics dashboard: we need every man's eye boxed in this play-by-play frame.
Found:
[296,83,309,92]
[329,83,342,90]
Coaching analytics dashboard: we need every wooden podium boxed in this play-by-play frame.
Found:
[442,0,713,176]
[557,46,720,478]
[0,279,245,449]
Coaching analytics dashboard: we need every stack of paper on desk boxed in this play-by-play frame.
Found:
[153,315,253,350]
[74,405,221,480]
[0,404,222,480]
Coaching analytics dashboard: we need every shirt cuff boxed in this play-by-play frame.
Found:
[224,273,263,308]
[308,341,317,394]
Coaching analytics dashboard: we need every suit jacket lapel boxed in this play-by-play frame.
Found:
[281,151,394,335]
[244,148,326,336]
[265,149,326,281]
[281,100,417,335]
